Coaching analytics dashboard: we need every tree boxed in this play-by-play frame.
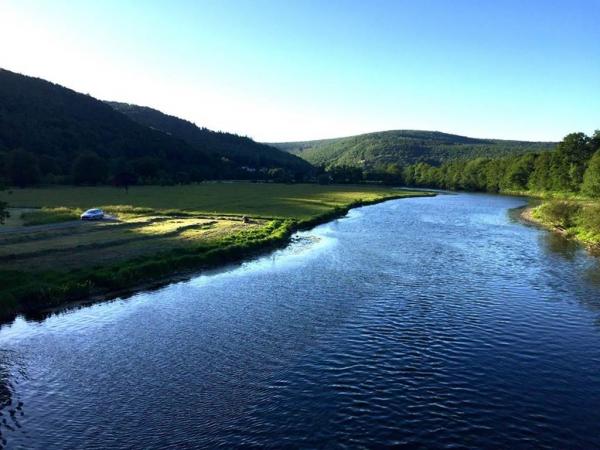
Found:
[327,166,363,184]
[461,158,489,191]
[382,163,403,185]
[402,165,416,186]
[72,152,108,185]
[317,173,331,185]
[0,201,7,224]
[133,157,162,182]
[528,152,553,192]
[590,130,600,153]
[582,151,600,197]
[5,149,41,187]
[112,171,137,192]
[0,197,7,224]
[555,132,593,190]
[502,154,535,191]
[0,182,8,224]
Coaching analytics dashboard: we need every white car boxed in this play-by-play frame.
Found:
[80,208,105,221]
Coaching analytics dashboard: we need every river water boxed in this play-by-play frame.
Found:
[1,193,600,449]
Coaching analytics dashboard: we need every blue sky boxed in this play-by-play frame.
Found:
[1,0,599,141]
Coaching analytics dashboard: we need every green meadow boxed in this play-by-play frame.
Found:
[1,183,418,219]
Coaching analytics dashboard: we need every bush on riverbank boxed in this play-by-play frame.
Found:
[577,204,600,244]
[534,200,582,229]
[533,200,600,247]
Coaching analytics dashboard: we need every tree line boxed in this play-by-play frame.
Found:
[317,131,600,198]
[0,148,310,189]
[401,131,600,196]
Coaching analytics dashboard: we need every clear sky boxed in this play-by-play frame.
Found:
[1,0,599,142]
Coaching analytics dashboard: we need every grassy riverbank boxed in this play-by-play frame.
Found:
[523,197,600,251]
[515,189,600,252]
[0,183,432,321]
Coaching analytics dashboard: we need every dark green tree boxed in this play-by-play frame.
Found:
[501,154,535,191]
[461,158,489,191]
[555,132,593,190]
[582,151,600,197]
[528,152,553,191]
[0,190,7,225]
[328,166,363,184]
[72,152,108,185]
[590,130,600,153]
[382,163,403,185]
[132,157,161,182]
[0,180,8,224]
[6,149,41,187]
[0,202,7,224]
[113,171,137,192]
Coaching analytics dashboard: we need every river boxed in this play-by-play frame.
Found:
[1,193,600,449]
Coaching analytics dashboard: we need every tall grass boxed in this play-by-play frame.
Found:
[20,207,83,226]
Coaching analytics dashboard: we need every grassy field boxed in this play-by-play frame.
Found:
[0,183,431,321]
[0,183,413,219]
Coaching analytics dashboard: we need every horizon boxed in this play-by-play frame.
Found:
[1,1,599,142]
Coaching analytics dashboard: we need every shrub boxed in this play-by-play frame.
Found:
[536,200,582,228]
[579,204,600,236]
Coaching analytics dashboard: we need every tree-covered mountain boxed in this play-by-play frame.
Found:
[272,130,556,169]
[107,101,313,177]
[0,68,224,185]
[0,68,313,186]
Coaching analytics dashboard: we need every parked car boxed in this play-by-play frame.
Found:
[80,208,105,221]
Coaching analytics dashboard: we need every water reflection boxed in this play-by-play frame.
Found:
[0,350,25,449]
[539,231,581,260]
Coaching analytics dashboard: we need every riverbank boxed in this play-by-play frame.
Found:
[0,184,434,323]
[519,200,600,255]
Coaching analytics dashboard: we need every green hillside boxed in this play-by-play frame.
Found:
[0,69,313,186]
[272,130,556,169]
[107,102,313,176]
[0,68,228,185]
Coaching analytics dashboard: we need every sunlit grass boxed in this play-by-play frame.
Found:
[20,207,82,226]
[134,218,212,235]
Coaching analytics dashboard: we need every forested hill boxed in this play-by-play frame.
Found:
[107,102,312,175]
[272,130,556,169]
[0,69,313,186]
[0,68,227,185]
